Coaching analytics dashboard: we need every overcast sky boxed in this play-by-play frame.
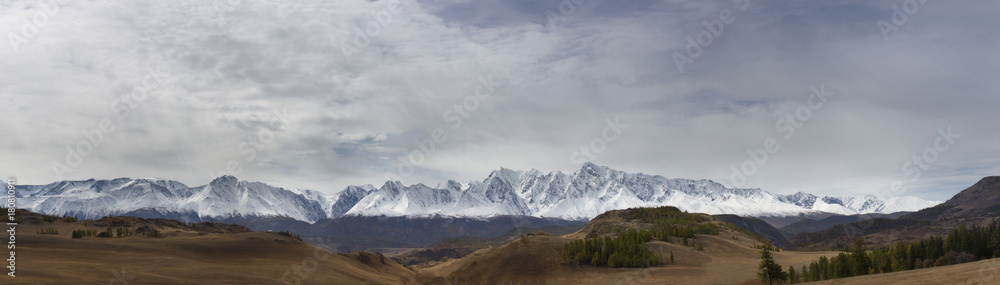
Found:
[1,0,997,201]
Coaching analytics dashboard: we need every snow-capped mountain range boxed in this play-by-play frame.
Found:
[5,163,940,223]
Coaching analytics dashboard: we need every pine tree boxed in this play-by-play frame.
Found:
[851,237,871,276]
[818,256,829,280]
[809,261,820,281]
[669,251,674,264]
[757,248,787,285]
[800,265,809,282]
[788,265,797,284]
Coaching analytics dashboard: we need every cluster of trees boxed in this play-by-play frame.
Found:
[562,229,660,268]
[751,243,780,252]
[144,228,161,238]
[275,230,303,241]
[37,228,59,234]
[790,219,1000,283]
[563,207,733,268]
[650,223,719,241]
[41,214,77,223]
[73,228,162,238]
[623,207,720,238]
[71,229,99,239]
[116,227,135,238]
[623,206,721,245]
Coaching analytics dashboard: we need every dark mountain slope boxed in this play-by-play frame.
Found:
[712,214,788,246]
[779,212,911,237]
[786,176,1000,250]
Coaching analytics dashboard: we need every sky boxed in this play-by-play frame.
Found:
[1,0,998,202]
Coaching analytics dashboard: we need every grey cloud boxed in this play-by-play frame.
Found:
[0,0,996,203]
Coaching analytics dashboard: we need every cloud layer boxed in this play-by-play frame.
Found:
[1,0,998,201]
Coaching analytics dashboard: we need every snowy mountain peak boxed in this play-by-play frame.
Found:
[10,164,942,222]
[209,175,239,186]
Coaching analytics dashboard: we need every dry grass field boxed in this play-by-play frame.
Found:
[7,212,417,284]
[416,225,842,285]
[8,210,997,284]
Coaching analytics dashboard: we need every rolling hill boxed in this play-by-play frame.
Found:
[415,206,840,284]
[8,209,417,284]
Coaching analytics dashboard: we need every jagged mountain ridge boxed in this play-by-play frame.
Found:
[6,163,939,223]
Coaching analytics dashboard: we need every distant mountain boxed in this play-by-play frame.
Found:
[5,163,940,223]
[786,176,1000,250]
[239,215,585,253]
[9,176,329,223]
[712,214,789,246]
[779,212,911,237]
[903,176,1000,221]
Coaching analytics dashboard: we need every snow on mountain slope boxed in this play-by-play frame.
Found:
[13,176,329,223]
[7,163,942,222]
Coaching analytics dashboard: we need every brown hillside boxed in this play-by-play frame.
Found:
[417,208,839,285]
[800,257,1000,284]
[788,176,1000,250]
[921,176,1000,220]
[7,210,416,284]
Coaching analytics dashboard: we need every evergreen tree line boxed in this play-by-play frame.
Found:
[621,206,722,241]
[37,228,59,234]
[71,227,162,238]
[789,219,1000,283]
[42,214,80,223]
[622,206,709,223]
[116,227,135,238]
[751,243,780,252]
[562,229,660,268]
[649,223,719,240]
[71,229,99,238]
